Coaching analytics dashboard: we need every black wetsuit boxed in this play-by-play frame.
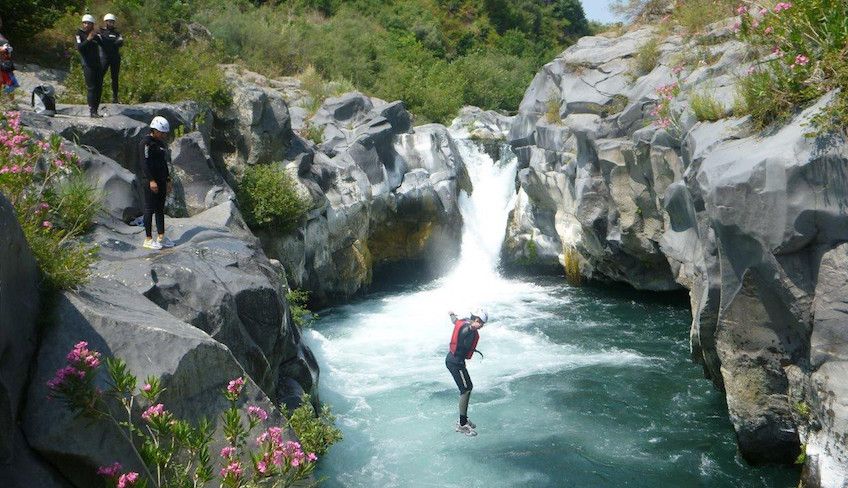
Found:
[445,320,477,394]
[139,134,170,237]
[98,27,123,102]
[75,28,103,114]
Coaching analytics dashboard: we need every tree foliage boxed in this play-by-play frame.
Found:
[0,0,84,40]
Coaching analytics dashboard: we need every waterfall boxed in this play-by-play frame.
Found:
[450,139,519,280]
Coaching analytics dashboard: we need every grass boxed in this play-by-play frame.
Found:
[633,37,661,76]
[675,0,737,35]
[545,95,562,124]
[689,90,725,121]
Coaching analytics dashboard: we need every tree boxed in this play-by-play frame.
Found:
[552,0,590,38]
[0,0,85,41]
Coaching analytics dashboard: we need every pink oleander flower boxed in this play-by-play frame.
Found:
[220,461,243,479]
[0,167,7,174]
[42,221,53,229]
[54,159,65,168]
[257,459,269,474]
[96,462,122,477]
[39,202,49,211]
[764,26,773,35]
[141,383,152,392]
[141,403,166,422]
[772,46,783,56]
[307,452,317,462]
[9,165,19,174]
[116,472,139,488]
[774,2,792,12]
[220,446,236,458]
[227,377,245,396]
[732,19,741,32]
[759,7,768,15]
[794,54,809,66]
[672,65,684,75]
[735,4,747,15]
[247,405,268,422]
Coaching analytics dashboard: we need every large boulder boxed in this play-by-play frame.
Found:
[89,202,310,401]
[22,276,284,487]
[216,66,293,178]
[168,131,234,216]
[0,193,40,462]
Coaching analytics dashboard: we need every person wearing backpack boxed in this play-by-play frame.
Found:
[140,116,175,250]
[445,309,488,437]
[75,14,104,117]
[98,13,123,104]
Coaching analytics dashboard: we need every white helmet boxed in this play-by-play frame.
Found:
[472,309,488,324]
[150,116,170,133]
[82,14,96,24]
[103,13,117,22]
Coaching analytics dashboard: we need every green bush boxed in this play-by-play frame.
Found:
[689,90,725,122]
[286,288,317,328]
[451,51,535,112]
[286,394,343,456]
[738,0,848,132]
[237,165,310,234]
[0,112,99,290]
[66,34,230,110]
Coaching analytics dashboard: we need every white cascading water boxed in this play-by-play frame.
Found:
[304,135,660,488]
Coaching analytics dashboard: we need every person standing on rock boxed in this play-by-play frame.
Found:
[75,14,104,117]
[140,116,175,250]
[446,309,487,437]
[98,13,123,104]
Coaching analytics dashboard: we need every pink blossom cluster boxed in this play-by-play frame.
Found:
[47,341,101,391]
[773,2,792,12]
[117,471,139,488]
[227,377,245,397]
[791,54,809,68]
[220,461,243,479]
[141,403,167,423]
[220,446,236,459]
[254,427,317,475]
[247,405,269,422]
[650,83,678,131]
[96,462,122,477]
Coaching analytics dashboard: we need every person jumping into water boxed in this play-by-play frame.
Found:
[446,308,487,437]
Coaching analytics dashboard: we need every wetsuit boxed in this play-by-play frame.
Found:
[98,27,123,103]
[75,28,103,115]
[139,134,170,238]
[446,314,479,427]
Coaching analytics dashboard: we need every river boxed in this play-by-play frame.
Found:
[304,138,800,488]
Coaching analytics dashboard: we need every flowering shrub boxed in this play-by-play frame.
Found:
[0,111,99,290]
[736,0,848,131]
[650,82,682,134]
[48,342,337,488]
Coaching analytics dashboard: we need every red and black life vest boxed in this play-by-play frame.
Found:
[449,319,479,360]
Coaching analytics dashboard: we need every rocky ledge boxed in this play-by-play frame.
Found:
[503,20,848,487]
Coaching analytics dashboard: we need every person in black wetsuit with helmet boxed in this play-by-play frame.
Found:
[75,14,104,117]
[446,308,488,436]
[139,116,174,250]
[98,13,123,104]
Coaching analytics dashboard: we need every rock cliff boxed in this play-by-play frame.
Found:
[504,21,848,486]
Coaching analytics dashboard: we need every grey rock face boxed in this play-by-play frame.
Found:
[169,131,235,216]
[22,276,284,487]
[0,193,40,463]
[507,21,848,483]
[90,203,307,401]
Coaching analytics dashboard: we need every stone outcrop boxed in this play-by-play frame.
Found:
[505,20,848,486]
[238,72,468,304]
